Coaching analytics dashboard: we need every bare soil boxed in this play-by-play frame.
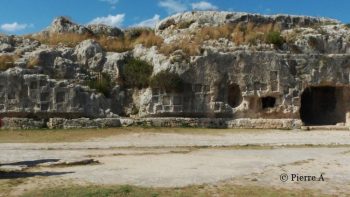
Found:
[0,128,349,196]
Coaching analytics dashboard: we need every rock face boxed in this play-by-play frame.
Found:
[47,17,92,35]
[74,39,105,71]
[0,69,110,118]
[86,24,124,37]
[1,11,350,128]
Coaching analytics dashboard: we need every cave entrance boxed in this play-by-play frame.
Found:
[227,84,243,108]
[300,86,346,125]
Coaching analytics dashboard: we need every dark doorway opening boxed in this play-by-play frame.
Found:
[300,86,345,125]
[261,96,276,109]
[227,84,242,108]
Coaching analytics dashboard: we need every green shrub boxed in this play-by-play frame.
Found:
[150,70,184,92]
[345,24,350,28]
[123,58,153,88]
[265,31,284,48]
[87,73,113,97]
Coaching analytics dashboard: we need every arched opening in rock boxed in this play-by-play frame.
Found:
[261,96,276,109]
[300,86,346,125]
[227,84,242,108]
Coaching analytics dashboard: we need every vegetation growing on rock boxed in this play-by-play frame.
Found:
[32,27,163,53]
[150,70,184,92]
[265,31,284,48]
[87,72,114,97]
[123,58,153,89]
[0,55,16,71]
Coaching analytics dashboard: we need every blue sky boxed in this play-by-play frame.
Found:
[0,0,349,35]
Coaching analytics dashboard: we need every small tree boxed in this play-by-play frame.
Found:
[266,31,284,48]
[123,58,153,89]
[150,71,184,92]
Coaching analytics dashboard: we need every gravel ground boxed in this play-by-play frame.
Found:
[1,129,350,196]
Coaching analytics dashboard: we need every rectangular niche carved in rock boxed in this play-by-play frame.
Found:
[152,96,159,103]
[41,103,49,111]
[173,96,182,105]
[7,91,16,100]
[162,96,171,105]
[30,81,38,89]
[39,79,47,87]
[40,92,50,102]
[56,92,65,103]
[270,71,279,92]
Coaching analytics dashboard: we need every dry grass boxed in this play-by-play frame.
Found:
[193,22,281,45]
[27,57,40,69]
[159,37,201,56]
[0,127,265,143]
[21,183,328,197]
[97,36,133,52]
[134,31,164,48]
[33,33,91,47]
[158,22,282,57]
[31,30,164,53]
[0,55,16,71]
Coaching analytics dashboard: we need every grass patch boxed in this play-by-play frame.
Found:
[0,179,25,196]
[0,127,271,143]
[21,184,328,197]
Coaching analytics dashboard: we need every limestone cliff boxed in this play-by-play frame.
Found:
[1,11,350,126]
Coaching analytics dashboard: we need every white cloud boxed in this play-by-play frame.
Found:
[134,15,161,28]
[0,22,30,32]
[191,1,218,10]
[159,0,187,14]
[89,14,125,27]
[100,0,119,9]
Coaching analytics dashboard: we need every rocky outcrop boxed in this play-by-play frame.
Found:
[46,17,92,35]
[74,39,105,71]
[1,11,350,129]
[86,24,124,37]
[156,11,339,42]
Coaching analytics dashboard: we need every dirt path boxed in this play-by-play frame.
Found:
[1,129,350,196]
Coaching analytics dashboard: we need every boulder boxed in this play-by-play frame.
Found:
[53,57,77,79]
[74,39,105,71]
[47,17,92,35]
[86,24,124,37]
[102,52,129,80]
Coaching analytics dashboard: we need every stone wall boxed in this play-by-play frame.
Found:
[0,117,301,130]
[0,70,110,119]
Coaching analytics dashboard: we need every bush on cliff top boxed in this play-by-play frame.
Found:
[150,70,184,92]
[123,58,153,89]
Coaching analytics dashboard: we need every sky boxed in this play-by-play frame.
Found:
[0,0,350,35]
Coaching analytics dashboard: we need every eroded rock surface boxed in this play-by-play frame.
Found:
[1,11,350,128]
